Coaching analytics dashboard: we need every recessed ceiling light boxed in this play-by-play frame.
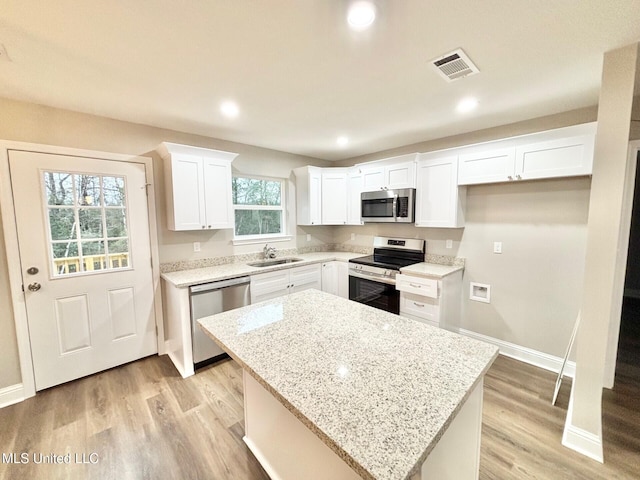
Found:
[337,136,349,147]
[220,101,239,118]
[457,97,478,113]
[347,1,376,31]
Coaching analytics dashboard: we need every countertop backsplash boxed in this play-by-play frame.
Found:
[160,243,464,273]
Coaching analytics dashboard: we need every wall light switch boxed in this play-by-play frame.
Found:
[350,233,356,241]
[306,234,311,242]
[193,242,201,252]
[446,239,453,249]
[493,242,502,254]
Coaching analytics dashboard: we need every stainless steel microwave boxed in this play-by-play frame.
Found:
[361,188,416,223]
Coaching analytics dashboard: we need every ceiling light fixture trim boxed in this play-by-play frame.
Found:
[347,1,376,31]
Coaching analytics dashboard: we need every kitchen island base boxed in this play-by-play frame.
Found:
[243,370,484,480]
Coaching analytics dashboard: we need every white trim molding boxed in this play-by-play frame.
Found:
[454,328,576,378]
[0,383,25,409]
[562,381,604,462]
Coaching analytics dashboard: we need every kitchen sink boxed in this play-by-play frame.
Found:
[247,258,304,267]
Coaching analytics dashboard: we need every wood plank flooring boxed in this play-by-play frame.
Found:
[1,344,639,479]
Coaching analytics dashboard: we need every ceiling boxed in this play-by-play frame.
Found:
[1,1,640,161]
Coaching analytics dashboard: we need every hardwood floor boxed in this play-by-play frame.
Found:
[1,342,639,479]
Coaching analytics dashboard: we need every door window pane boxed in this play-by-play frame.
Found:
[45,172,74,205]
[44,171,132,277]
[106,209,127,238]
[48,209,76,240]
[103,176,126,206]
[75,175,102,206]
[78,208,103,239]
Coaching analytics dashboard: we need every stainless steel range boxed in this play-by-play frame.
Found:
[349,236,425,314]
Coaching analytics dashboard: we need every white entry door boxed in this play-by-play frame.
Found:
[9,150,157,390]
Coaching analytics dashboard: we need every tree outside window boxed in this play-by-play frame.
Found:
[232,176,285,238]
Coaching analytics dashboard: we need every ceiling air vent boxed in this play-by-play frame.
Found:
[430,48,479,82]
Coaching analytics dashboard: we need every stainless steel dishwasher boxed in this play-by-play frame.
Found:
[189,276,251,369]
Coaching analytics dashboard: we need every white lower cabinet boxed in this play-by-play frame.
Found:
[321,261,349,299]
[251,264,321,303]
[396,270,462,328]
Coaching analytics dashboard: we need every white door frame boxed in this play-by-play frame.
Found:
[605,139,640,388]
[0,141,165,400]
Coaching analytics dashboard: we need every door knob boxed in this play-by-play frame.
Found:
[27,282,41,292]
[27,267,39,275]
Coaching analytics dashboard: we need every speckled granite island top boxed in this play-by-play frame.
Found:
[199,290,498,480]
[399,262,463,278]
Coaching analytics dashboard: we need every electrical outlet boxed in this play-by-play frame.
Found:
[350,233,356,241]
[446,239,453,249]
[193,242,201,252]
[493,242,502,254]
[306,234,311,242]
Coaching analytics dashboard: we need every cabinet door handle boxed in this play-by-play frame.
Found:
[507,175,513,181]
[201,225,205,229]
[409,283,422,288]
[413,302,425,307]
[516,174,522,180]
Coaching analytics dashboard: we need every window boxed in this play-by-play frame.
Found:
[44,171,131,276]
[232,176,286,240]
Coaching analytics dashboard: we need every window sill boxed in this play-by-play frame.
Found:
[231,235,293,246]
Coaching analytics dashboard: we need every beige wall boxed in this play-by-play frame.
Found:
[0,97,330,389]
[0,207,20,387]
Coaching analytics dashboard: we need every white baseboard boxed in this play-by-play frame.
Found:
[562,380,604,462]
[562,423,604,463]
[0,383,25,409]
[454,328,576,378]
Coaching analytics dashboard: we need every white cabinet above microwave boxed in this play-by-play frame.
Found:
[357,154,418,191]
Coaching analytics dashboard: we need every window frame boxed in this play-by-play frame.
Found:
[231,174,291,245]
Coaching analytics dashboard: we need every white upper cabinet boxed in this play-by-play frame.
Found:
[347,167,364,225]
[359,154,418,191]
[157,143,237,231]
[294,166,323,226]
[515,134,594,180]
[321,169,348,225]
[415,155,466,228]
[458,147,516,185]
[457,123,596,186]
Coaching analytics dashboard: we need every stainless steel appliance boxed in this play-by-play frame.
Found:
[361,188,416,223]
[189,276,251,369]
[349,237,425,314]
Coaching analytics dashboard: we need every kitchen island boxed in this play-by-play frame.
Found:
[199,289,498,480]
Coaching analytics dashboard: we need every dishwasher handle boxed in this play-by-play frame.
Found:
[189,276,251,294]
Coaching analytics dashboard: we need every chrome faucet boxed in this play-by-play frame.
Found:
[263,244,277,260]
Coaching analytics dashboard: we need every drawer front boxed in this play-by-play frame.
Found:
[250,270,290,296]
[400,292,439,323]
[396,274,439,298]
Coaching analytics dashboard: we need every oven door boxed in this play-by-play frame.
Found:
[349,272,400,314]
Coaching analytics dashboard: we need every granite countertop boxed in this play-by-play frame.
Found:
[161,251,360,288]
[399,262,464,279]
[199,290,498,480]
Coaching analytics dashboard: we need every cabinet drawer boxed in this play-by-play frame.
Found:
[400,292,439,323]
[251,270,290,296]
[396,274,438,298]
